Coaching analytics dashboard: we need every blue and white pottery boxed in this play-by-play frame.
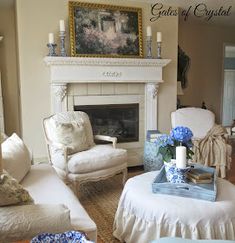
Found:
[31,231,94,243]
[164,161,190,184]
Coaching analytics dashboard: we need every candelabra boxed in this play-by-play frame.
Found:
[156,42,162,59]
[146,36,152,58]
[59,31,67,56]
[47,43,57,56]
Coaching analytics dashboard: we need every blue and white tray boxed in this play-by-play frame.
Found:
[152,164,217,201]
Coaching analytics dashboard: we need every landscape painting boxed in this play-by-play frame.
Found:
[69,1,143,57]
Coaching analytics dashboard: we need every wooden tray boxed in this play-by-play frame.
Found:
[152,164,217,201]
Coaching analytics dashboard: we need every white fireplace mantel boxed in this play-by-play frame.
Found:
[44,56,171,131]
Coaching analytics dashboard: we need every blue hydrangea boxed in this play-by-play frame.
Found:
[170,126,193,143]
[154,134,174,147]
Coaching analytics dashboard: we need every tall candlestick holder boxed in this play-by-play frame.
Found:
[47,43,57,56]
[59,31,67,56]
[156,42,162,59]
[146,36,153,58]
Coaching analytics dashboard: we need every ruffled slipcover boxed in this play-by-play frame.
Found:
[113,172,235,243]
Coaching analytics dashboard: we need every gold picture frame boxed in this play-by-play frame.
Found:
[69,1,143,58]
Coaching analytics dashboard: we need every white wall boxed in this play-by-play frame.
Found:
[16,0,178,161]
[179,21,235,122]
[0,1,21,135]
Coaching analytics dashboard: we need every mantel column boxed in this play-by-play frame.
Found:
[145,83,159,132]
[51,83,67,113]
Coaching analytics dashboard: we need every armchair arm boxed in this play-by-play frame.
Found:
[94,135,117,148]
[45,139,69,175]
[46,140,68,158]
[42,119,69,177]
[50,141,67,150]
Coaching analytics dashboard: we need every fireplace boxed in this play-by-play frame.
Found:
[74,104,139,143]
[45,56,171,166]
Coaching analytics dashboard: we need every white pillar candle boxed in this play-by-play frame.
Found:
[176,146,187,169]
[157,32,162,42]
[59,20,65,32]
[48,33,54,44]
[146,26,152,37]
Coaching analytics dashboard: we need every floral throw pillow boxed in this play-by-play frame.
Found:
[54,121,89,155]
[0,171,33,206]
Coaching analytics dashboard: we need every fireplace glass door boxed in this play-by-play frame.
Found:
[74,104,139,143]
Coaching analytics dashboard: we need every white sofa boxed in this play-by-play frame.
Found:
[22,163,97,240]
[0,162,97,242]
[0,131,97,242]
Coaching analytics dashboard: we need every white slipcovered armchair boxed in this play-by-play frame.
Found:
[171,107,232,177]
[43,111,127,193]
[171,107,215,140]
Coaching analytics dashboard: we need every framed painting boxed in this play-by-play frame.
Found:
[69,1,143,58]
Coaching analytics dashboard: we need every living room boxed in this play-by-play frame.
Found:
[0,0,235,242]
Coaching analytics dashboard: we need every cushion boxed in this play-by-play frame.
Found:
[2,133,31,182]
[67,144,127,174]
[53,120,89,154]
[45,111,95,148]
[0,171,33,206]
[0,204,72,242]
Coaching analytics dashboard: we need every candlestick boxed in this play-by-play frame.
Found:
[156,42,162,59]
[59,31,67,56]
[146,26,152,37]
[48,33,54,44]
[146,36,152,59]
[47,43,57,56]
[59,20,65,32]
[176,146,187,169]
[157,32,162,42]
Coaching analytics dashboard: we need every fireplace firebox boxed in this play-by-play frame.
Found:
[74,104,139,143]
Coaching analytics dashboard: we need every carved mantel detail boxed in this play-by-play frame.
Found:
[102,71,122,78]
[153,84,160,98]
[51,84,67,102]
[44,56,171,67]
[146,83,160,99]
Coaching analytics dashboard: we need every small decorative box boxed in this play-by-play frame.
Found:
[146,130,161,142]
[152,164,217,201]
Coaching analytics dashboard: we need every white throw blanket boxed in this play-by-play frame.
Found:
[192,124,231,178]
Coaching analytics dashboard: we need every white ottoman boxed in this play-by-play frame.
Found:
[113,171,235,243]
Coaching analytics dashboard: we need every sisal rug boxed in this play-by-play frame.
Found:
[78,170,142,243]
